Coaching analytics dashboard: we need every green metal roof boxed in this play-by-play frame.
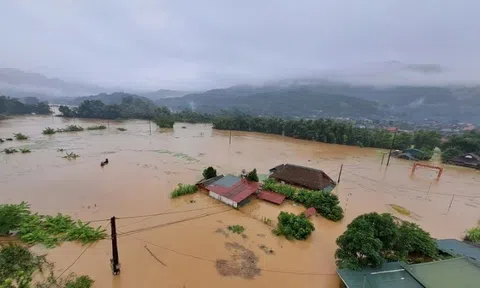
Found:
[403,257,480,288]
[337,262,423,288]
[436,239,480,262]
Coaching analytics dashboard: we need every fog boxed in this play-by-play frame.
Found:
[1,0,479,90]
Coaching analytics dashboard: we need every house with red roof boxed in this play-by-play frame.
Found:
[205,175,260,208]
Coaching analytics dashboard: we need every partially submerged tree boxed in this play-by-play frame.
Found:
[335,212,437,270]
[274,212,315,240]
[202,166,217,179]
[245,168,259,182]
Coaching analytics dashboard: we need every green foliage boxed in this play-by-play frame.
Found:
[465,227,480,243]
[13,133,28,140]
[441,147,464,163]
[170,184,197,198]
[413,130,441,150]
[202,167,217,179]
[0,202,30,235]
[56,125,84,133]
[262,179,344,221]
[262,217,272,226]
[0,96,51,116]
[335,213,438,270]
[393,132,413,150]
[116,127,127,131]
[245,168,259,182]
[3,148,18,154]
[0,202,106,247]
[19,148,31,154]
[274,212,315,240]
[227,225,245,234]
[86,125,106,130]
[42,127,56,135]
[0,245,94,288]
[153,116,174,128]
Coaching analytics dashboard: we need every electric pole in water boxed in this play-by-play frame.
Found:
[386,128,397,166]
[110,216,121,275]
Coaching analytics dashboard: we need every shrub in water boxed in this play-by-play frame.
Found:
[56,125,84,133]
[3,148,18,154]
[202,166,217,179]
[274,212,314,240]
[86,125,106,130]
[227,225,245,234]
[14,133,28,140]
[42,127,56,135]
[117,127,127,131]
[465,227,480,243]
[170,184,197,198]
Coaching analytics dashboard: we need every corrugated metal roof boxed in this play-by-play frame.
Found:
[436,239,480,262]
[257,190,286,205]
[337,262,423,288]
[403,257,480,288]
[269,163,336,191]
[206,176,259,203]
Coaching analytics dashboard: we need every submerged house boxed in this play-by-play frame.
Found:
[269,164,336,191]
[448,153,480,169]
[205,175,259,208]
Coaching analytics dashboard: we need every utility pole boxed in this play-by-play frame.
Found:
[386,128,397,166]
[229,130,232,144]
[446,195,455,215]
[149,119,152,134]
[337,164,343,184]
[110,216,120,275]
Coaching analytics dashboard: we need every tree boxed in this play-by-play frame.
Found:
[245,168,259,182]
[202,167,217,179]
[274,212,315,240]
[335,213,438,270]
[393,132,413,150]
[413,130,441,150]
[441,147,463,163]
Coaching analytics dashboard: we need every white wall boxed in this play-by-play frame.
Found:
[208,191,237,208]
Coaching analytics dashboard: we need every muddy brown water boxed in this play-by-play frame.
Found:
[1,115,479,288]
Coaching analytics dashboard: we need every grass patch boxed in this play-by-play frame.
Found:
[42,127,56,135]
[117,127,127,131]
[56,125,84,133]
[3,148,18,154]
[227,225,245,234]
[170,184,197,198]
[14,133,28,140]
[86,125,106,130]
[390,204,411,216]
[0,202,106,248]
[465,226,480,243]
[20,148,31,153]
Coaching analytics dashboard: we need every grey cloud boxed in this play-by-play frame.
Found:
[1,0,479,90]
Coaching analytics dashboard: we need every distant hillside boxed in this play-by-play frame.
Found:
[159,85,383,118]
[142,89,189,100]
[0,68,105,98]
[68,92,154,106]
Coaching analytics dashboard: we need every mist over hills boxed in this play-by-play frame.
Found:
[1,67,480,124]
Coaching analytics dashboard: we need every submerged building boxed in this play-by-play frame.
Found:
[269,163,336,191]
[205,175,259,208]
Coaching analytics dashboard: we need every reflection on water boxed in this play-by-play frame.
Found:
[1,116,479,288]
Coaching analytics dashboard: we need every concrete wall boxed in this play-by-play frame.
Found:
[208,191,238,208]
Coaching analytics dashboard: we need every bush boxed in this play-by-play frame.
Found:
[202,167,217,179]
[63,152,80,160]
[0,202,106,247]
[117,127,127,131]
[170,184,197,198]
[14,133,28,140]
[262,179,296,198]
[86,125,106,130]
[42,127,56,135]
[153,117,174,128]
[3,148,18,154]
[227,225,245,234]
[245,168,259,182]
[335,212,437,270]
[274,212,315,240]
[442,147,463,163]
[56,125,84,133]
[20,148,31,153]
[465,227,480,243]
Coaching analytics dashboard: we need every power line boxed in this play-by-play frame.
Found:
[129,235,336,276]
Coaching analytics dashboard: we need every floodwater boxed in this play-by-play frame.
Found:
[1,115,479,288]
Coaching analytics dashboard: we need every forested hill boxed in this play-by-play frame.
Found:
[158,85,384,118]
[63,92,154,106]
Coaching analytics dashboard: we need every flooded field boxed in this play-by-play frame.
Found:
[1,115,479,288]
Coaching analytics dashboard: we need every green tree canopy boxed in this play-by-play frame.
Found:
[202,167,217,179]
[246,168,259,182]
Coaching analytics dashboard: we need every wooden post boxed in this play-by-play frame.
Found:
[446,195,455,215]
[149,120,152,134]
[381,153,385,166]
[386,129,397,166]
[337,164,343,184]
[110,216,120,275]
[229,130,232,144]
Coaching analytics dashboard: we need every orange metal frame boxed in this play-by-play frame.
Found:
[411,162,443,179]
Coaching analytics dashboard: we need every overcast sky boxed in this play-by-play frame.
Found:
[1,0,479,90]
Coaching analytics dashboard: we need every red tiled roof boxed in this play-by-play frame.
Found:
[207,179,259,203]
[302,207,317,218]
[257,190,286,205]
